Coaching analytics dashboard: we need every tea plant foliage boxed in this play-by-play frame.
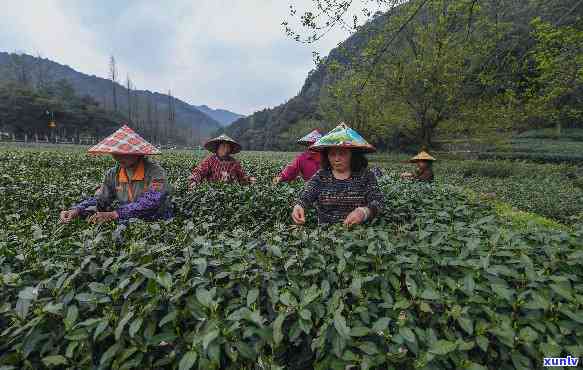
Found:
[1,149,583,369]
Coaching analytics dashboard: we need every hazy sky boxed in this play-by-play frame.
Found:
[0,0,359,115]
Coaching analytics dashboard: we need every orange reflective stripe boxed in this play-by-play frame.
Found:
[118,160,145,183]
[117,159,146,202]
[118,167,129,183]
[132,160,145,181]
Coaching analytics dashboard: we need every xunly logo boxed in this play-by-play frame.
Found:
[543,356,579,367]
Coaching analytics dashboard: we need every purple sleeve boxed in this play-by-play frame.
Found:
[116,191,164,220]
[72,198,97,217]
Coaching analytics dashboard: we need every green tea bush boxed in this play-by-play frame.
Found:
[517,129,583,142]
[410,159,583,225]
[1,149,583,370]
[450,172,583,225]
[460,161,515,179]
[477,152,583,165]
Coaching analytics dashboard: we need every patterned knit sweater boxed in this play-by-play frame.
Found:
[296,168,385,225]
[189,154,251,185]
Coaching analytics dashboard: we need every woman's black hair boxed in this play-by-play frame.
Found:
[320,148,369,173]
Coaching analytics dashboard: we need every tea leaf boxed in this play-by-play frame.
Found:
[333,310,351,339]
[429,340,458,355]
[155,272,173,290]
[115,311,134,340]
[178,351,198,370]
[42,355,67,367]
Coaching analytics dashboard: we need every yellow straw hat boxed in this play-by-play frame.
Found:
[409,150,436,162]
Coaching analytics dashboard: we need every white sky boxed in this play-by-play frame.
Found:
[0,0,375,115]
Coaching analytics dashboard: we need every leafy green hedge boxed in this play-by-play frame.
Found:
[517,129,583,141]
[1,150,583,369]
[477,152,583,165]
[460,161,514,179]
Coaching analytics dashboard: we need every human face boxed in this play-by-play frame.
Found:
[328,147,352,173]
[416,160,429,170]
[217,143,231,157]
[112,154,141,168]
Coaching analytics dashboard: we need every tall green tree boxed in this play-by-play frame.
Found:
[321,0,495,147]
[287,0,583,149]
[525,18,583,134]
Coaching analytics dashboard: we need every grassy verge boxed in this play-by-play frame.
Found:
[462,187,573,232]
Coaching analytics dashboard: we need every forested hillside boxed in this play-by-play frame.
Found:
[224,0,583,151]
[0,52,223,145]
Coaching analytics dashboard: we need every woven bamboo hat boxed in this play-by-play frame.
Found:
[409,149,436,162]
[297,129,323,146]
[204,134,242,154]
[310,122,376,153]
[88,125,161,155]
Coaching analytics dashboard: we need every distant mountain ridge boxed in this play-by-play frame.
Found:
[194,105,244,126]
[0,51,239,140]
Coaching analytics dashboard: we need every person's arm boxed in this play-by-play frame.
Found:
[296,171,322,209]
[279,155,302,182]
[189,156,212,186]
[73,170,116,216]
[116,191,166,220]
[233,161,253,184]
[116,169,169,220]
[364,171,385,220]
[71,197,97,215]
[292,171,322,224]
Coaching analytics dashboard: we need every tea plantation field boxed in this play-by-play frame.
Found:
[1,147,583,369]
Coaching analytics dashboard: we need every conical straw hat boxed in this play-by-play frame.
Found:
[409,150,436,162]
[297,129,323,145]
[204,134,242,154]
[88,125,161,155]
[310,122,375,153]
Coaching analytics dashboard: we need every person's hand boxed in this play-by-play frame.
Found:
[249,177,257,184]
[60,208,80,223]
[400,172,413,180]
[291,204,306,225]
[272,176,281,185]
[343,208,368,227]
[88,211,119,224]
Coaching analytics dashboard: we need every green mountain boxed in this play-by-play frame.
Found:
[0,52,222,144]
[222,13,389,151]
[223,0,583,151]
[194,105,244,127]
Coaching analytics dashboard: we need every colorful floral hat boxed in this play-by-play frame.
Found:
[297,129,323,145]
[310,122,376,153]
[409,150,436,162]
[204,134,242,154]
[88,125,161,155]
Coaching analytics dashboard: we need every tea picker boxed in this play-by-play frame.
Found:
[189,134,256,188]
[59,125,172,224]
[273,129,323,185]
[400,148,436,182]
[292,122,384,226]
